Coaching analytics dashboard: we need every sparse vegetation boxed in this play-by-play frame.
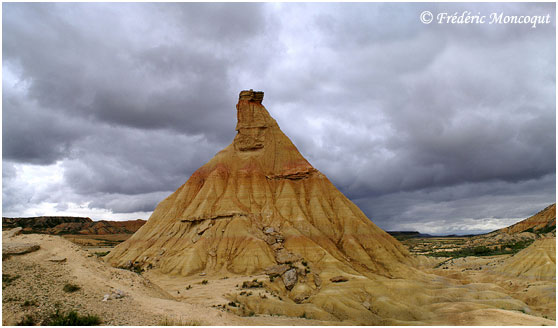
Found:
[228,301,238,307]
[425,240,535,258]
[94,251,110,257]
[158,316,203,326]
[242,279,263,289]
[46,309,101,326]
[201,280,208,285]
[533,224,555,234]
[185,285,192,290]
[120,262,145,274]
[131,265,144,275]
[22,300,38,307]
[3,274,21,285]
[63,283,81,293]
[17,315,36,326]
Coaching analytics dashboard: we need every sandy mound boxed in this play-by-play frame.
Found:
[494,237,556,281]
[427,237,556,321]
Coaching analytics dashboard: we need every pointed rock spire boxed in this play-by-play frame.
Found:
[106,90,413,282]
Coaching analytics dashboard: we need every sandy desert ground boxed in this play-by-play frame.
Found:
[2,230,555,326]
[2,232,342,326]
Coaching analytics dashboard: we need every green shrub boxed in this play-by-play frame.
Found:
[3,274,20,285]
[535,224,555,234]
[94,251,110,257]
[47,310,101,326]
[63,283,81,293]
[472,246,491,256]
[17,315,35,326]
[242,279,263,288]
[132,266,144,274]
[22,300,37,307]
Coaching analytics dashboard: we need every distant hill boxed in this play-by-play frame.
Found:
[462,204,556,250]
[494,203,556,235]
[2,216,146,235]
[387,231,433,240]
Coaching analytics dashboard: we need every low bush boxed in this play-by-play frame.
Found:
[17,315,35,326]
[94,251,110,257]
[63,283,81,293]
[535,224,555,234]
[22,300,37,307]
[3,274,20,285]
[242,279,263,289]
[47,310,101,326]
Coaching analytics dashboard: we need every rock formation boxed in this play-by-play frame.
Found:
[106,90,413,283]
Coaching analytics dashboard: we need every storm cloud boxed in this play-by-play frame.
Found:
[2,2,555,234]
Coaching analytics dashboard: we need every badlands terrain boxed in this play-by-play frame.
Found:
[3,209,555,326]
[2,90,556,325]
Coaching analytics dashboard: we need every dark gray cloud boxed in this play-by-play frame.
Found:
[2,3,555,233]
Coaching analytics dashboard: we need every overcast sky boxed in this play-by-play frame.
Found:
[2,2,556,234]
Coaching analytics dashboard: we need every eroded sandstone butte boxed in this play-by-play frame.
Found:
[106,90,414,280]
